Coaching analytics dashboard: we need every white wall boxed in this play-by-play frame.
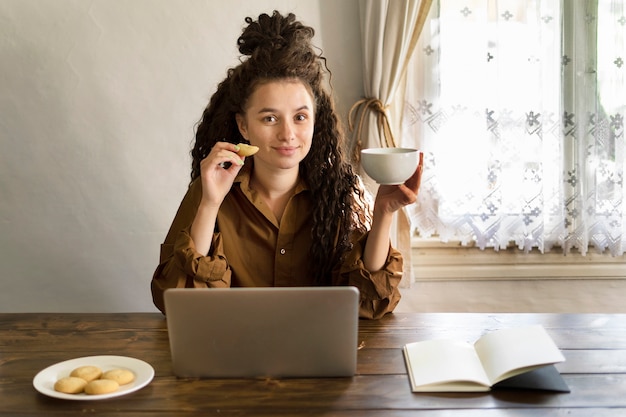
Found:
[0,0,364,312]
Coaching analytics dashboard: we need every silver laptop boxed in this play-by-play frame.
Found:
[163,286,359,378]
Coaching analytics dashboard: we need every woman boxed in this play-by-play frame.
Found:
[151,11,422,319]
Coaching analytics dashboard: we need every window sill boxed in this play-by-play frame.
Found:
[410,237,626,281]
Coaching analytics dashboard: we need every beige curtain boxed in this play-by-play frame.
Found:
[350,0,432,287]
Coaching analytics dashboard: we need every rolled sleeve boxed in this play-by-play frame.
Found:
[151,227,231,314]
[337,234,403,319]
[175,227,230,284]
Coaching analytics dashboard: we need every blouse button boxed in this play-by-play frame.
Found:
[280,248,286,255]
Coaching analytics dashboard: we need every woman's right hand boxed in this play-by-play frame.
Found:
[191,142,246,256]
[198,142,246,208]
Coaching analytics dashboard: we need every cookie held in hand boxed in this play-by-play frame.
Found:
[236,143,259,157]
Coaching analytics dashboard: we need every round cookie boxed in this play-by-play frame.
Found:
[84,379,120,395]
[102,368,135,385]
[54,376,88,394]
[70,365,102,382]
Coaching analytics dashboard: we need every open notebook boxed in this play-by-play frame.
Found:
[164,287,359,378]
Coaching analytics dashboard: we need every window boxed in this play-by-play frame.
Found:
[403,0,626,255]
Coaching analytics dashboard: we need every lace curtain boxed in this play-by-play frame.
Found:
[402,0,626,255]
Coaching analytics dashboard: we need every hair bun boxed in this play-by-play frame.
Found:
[237,11,314,57]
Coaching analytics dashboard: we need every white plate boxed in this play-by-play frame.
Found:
[33,355,154,401]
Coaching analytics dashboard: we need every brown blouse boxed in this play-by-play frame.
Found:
[151,164,403,319]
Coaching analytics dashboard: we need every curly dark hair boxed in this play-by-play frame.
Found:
[190,11,371,285]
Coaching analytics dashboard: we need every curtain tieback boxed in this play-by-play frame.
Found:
[348,97,397,163]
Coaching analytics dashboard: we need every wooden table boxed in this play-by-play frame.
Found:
[1,312,625,416]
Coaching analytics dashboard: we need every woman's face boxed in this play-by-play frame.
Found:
[236,79,315,172]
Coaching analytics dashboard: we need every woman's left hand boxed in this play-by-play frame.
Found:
[374,152,424,215]
[363,152,424,272]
